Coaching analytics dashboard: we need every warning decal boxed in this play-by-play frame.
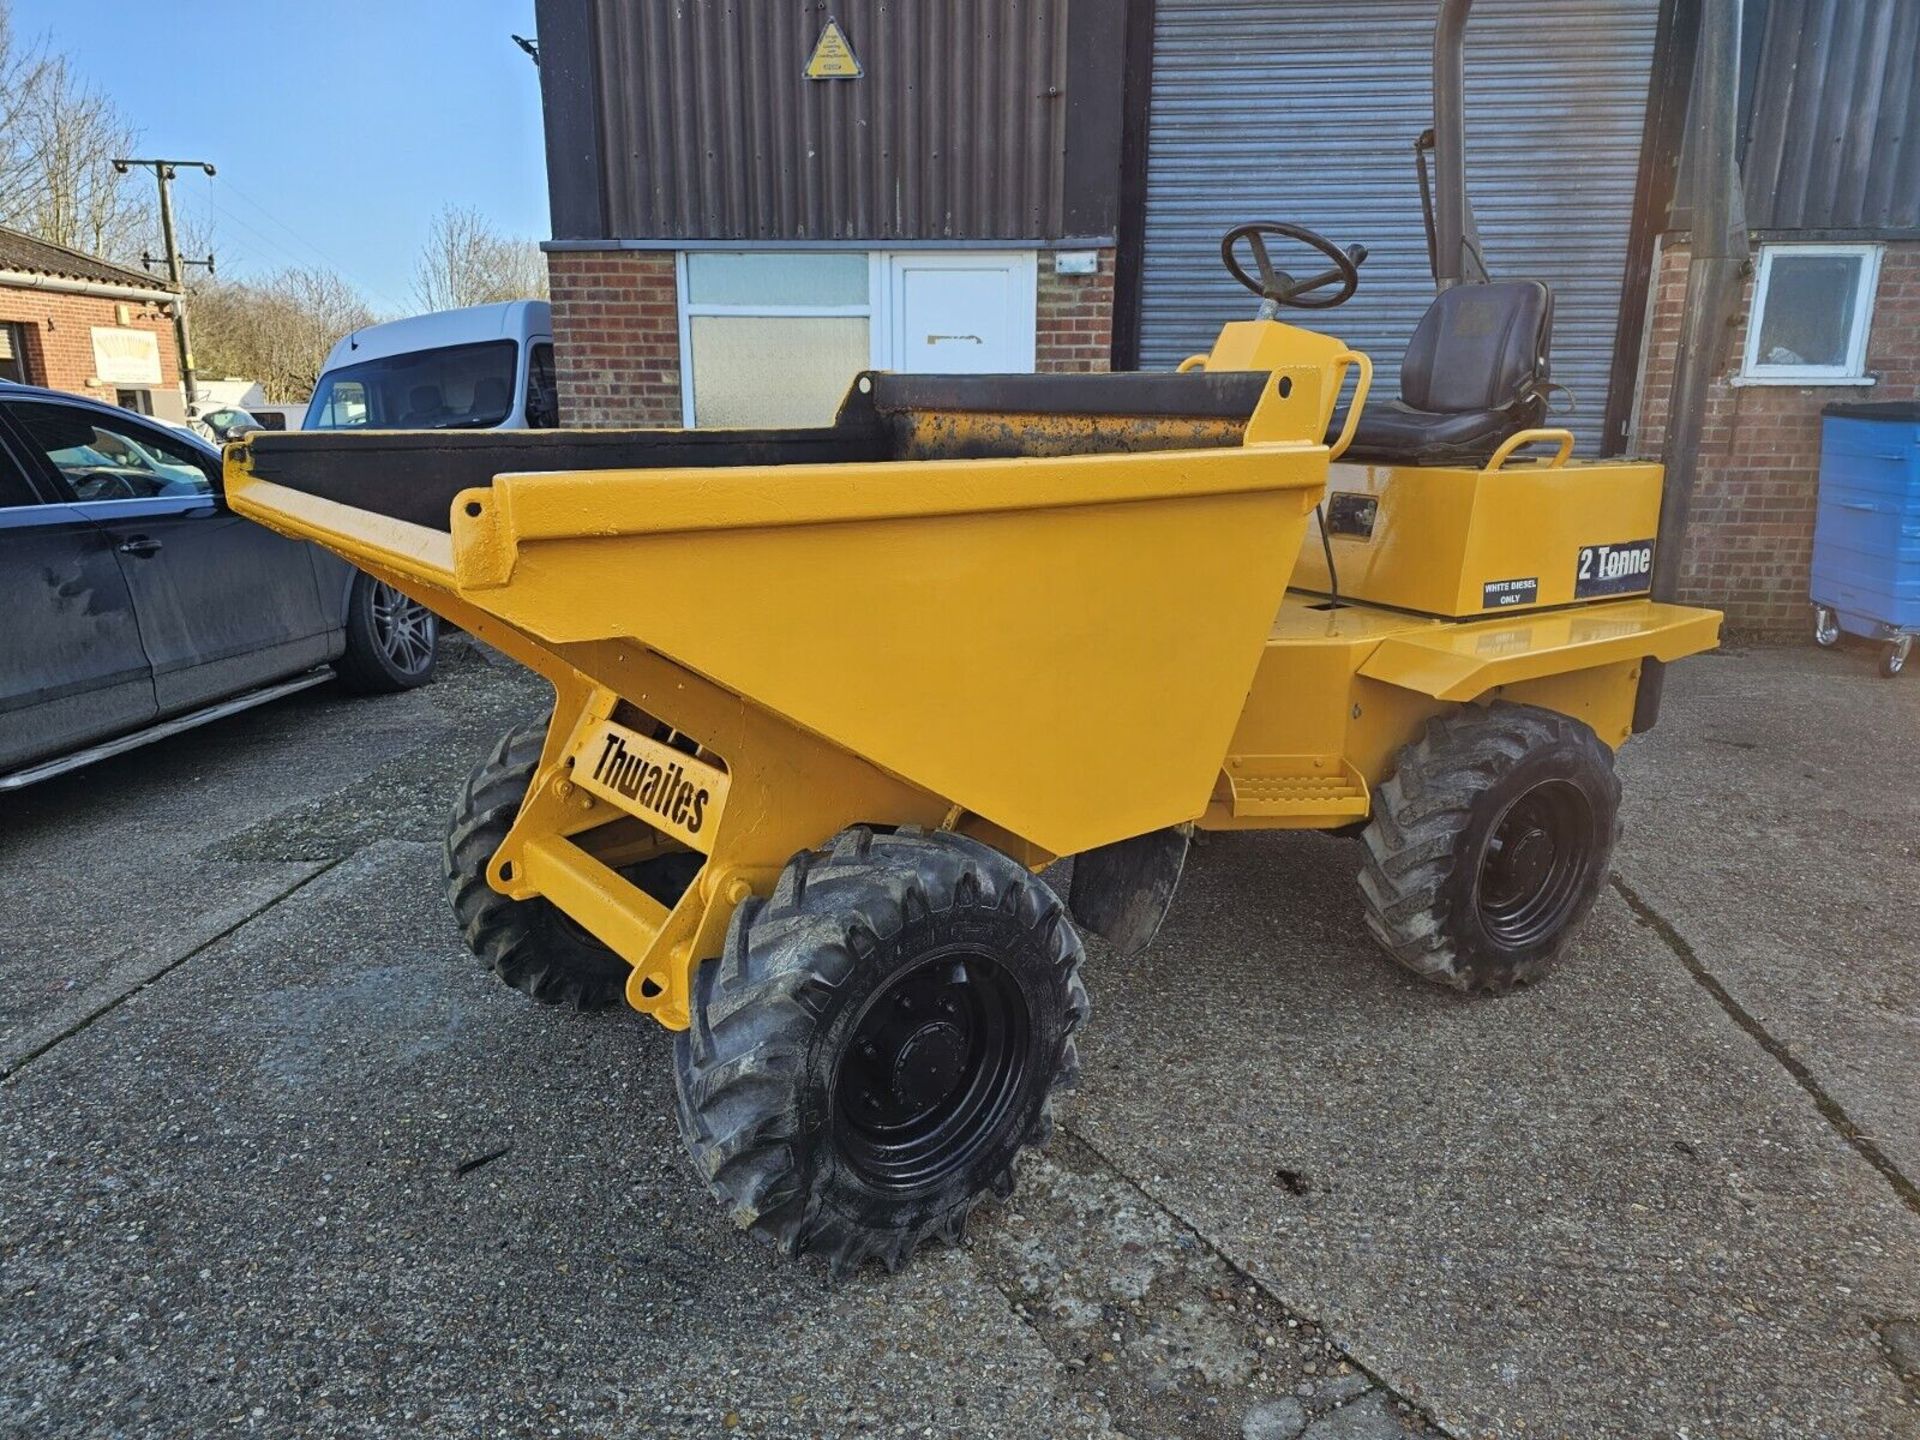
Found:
[805,18,863,79]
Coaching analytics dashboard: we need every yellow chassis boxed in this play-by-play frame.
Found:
[224,317,1720,1031]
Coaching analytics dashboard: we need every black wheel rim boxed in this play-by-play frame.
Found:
[371,581,435,675]
[1475,780,1594,949]
[833,948,1031,1194]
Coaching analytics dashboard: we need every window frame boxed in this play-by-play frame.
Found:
[676,251,883,426]
[1737,241,1883,386]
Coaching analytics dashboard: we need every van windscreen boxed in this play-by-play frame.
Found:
[306,340,518,430]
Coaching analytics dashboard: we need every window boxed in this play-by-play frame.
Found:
[679,252,876,427]
[1740,243,1882,384]
[525,342,557,428]
[305,340,519,430]
[116,388,154,415]
[2,400,214,501]
[0,323,26,384]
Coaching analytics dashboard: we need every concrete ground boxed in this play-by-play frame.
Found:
[1,639,1915,1439]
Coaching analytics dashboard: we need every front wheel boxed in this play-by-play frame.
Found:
[673,826,1087,1277]
[337,572,438,693]
[1358,703,1621,994]
[1883,636,1912,679]
[1814,605,1841,648]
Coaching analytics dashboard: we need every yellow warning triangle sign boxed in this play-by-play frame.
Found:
[805,18,862,79]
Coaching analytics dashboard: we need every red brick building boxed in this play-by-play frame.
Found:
[0,227,184,421]
[1628,0,1920,637]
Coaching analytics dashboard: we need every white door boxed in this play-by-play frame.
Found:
[884,253,1037,374]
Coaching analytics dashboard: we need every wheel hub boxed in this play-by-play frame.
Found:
[1488,823,1554,905]
[893,1021,967,1109]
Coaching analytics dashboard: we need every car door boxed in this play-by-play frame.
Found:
[1,398,336,717]
[0,427,155,776]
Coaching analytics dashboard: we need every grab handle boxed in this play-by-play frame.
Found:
[1486,428,1576,472]
[1177,353,1209,373]
[1326,349,1374,461]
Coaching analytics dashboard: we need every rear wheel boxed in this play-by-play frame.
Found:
[1358,702,1621,994]
[338,572,438,693]
[1883,636,1911,678]
[444,720,697,1010]
[673,826,1087,1277]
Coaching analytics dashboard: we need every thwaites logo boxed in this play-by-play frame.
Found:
[573,721,727,844]
[1575,539,1654,598]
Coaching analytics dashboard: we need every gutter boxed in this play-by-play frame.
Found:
[0,268,179,306]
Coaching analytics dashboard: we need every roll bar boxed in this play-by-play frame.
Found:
[1430,0,1489,287]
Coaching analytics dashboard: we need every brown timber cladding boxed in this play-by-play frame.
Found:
[549,0,1105,243]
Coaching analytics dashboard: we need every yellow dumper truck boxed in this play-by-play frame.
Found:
[223,6,1723,1277]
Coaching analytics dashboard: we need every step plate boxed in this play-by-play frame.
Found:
[1226,756,1369,820]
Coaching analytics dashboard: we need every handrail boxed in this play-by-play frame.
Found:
[1486,428,1575,472]
[1326,350,1374,461]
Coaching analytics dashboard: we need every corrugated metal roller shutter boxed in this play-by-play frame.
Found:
[1141,0,1658,453]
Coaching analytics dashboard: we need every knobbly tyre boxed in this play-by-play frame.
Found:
[219,2,1722,1277]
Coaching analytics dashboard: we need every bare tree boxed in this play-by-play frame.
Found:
[191,267,376,404]
[412,204,547,312]
[0,5,149,260]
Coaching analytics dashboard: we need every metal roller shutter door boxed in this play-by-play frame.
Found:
[1140,0,1659,454]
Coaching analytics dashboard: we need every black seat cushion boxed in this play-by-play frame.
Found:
[1330,280,1554,464]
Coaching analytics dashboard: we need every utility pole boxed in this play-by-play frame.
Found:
[111,157,216,416]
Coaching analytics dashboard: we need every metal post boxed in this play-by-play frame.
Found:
[112,157,216,416]
[1431,0,1488,287]
[1634,0,1746,731]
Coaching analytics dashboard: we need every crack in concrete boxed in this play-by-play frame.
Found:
[1612,875,1920,1221]
[963,1124,1454,1439]
[2,857,350,1084]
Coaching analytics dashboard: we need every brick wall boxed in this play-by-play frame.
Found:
[546,249,682,427]
[0,285,180,409]
[1035,248,1115,372]
[1635,238,1920,637]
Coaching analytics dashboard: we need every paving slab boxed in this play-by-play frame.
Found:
[1065,821,1920,1439]
[0,842,1117,1440]
[1616,644,1920,1181]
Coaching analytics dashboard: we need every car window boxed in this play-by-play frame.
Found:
[0,453,37,508]
[308,378,368,429]
[1,400,215,501]
[306,340,518,430]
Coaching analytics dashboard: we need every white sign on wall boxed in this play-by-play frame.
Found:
[90,327,162,386]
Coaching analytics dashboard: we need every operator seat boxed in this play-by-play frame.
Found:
[1333,280,1553,465]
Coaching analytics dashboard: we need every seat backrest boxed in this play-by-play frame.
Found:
[1399,280,1552,416]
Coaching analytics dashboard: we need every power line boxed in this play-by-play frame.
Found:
[212,176,412,313]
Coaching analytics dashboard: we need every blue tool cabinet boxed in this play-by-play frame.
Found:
[1811,402,1920,677]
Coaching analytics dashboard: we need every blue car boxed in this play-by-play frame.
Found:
[0,384,439,790]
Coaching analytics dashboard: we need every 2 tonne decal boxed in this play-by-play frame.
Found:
[1574,539,1655,599]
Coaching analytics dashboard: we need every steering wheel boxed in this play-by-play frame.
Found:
[1221,222,1366,311]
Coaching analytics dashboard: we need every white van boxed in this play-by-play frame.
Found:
[304,300,556,431]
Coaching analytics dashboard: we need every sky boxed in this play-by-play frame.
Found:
[13,0,549,315]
